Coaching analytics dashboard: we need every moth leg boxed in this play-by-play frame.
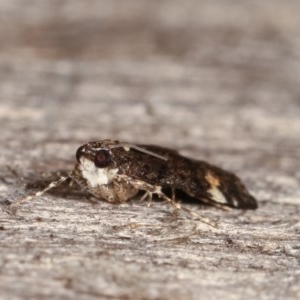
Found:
[140,190,153,207]
[6,172,72,214]
[117,174,181,209]
[117,175,218,227]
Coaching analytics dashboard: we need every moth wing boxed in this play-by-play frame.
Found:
[136,145,258,209]
[201,166,257,209]
[180,161,257,209]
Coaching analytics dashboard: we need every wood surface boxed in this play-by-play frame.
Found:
[0,1,299,299]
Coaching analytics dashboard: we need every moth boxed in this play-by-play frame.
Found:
[8,139,257,225]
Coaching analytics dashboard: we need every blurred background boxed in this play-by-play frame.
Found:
[1,2,300,299]
[0,0,300,190]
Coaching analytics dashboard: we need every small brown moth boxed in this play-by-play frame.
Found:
[8,139,257,226]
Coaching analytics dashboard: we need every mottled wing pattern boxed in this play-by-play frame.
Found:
[137,145,257,209]
[197,163,257,209]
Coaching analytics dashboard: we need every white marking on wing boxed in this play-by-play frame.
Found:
[208,187,227,204]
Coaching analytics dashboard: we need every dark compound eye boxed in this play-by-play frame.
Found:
[94,149,111,168]
[76,145,85,163]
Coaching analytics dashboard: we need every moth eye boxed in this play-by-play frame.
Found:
[76,145,85,163]
[94,150,111,168]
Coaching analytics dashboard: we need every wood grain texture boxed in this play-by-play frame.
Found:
[0,1,300,299]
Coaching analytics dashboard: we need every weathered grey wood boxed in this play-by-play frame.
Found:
[0,1,300,299]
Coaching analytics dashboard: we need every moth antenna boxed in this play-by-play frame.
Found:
[7,171,72,214]
[112,143,168,161]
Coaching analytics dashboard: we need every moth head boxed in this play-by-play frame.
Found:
[76,145,111,168]
[75,140,120,167]
[75,141,119,186]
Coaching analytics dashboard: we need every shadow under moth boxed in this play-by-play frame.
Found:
[7,139,257,227]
